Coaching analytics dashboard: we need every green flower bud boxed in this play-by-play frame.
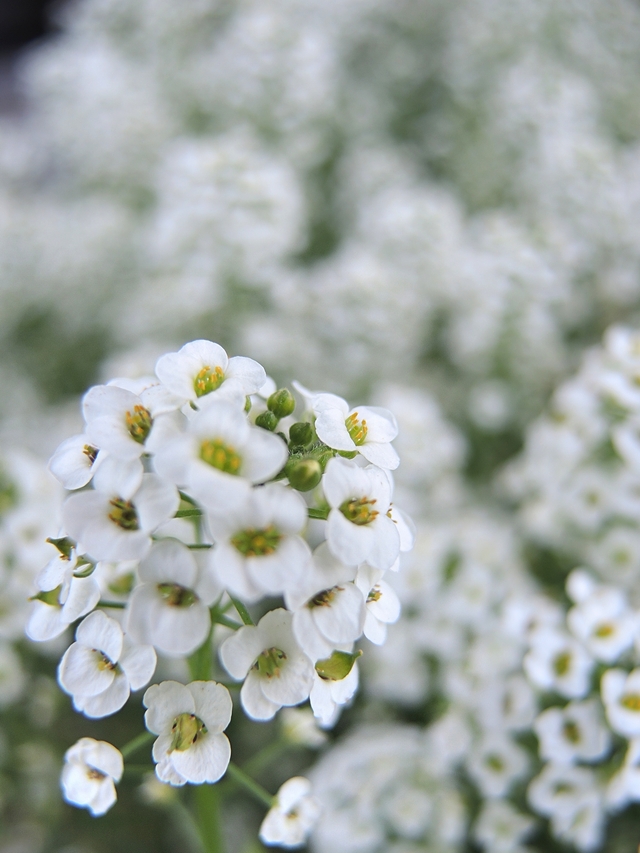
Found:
[315,649,362,681]
[286,458,322,492]
[289,422,315,447]
[255,411,279,431]
[267,388,295,419]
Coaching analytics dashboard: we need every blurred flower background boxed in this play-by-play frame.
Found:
[4,0,640,851]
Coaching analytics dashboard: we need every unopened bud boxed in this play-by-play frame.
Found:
[267,388,295,419]
[315,650,362,681]
[286,459,322,492]
[255,411,279,431]
[289,422,315,447]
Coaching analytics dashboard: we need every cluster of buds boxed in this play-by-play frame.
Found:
[27,339,413,847]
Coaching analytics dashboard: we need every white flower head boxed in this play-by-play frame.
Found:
[62,462,179,563]
[601,667,640,738]
[155,340,266,407]
[58,610,156,718]
[208,483,312,602]
[61,737,123,817]
[82,384,162,461]
[309,658,360,728]
[567,582,637,664]
[312,393,399,470]
[49,434,102,490]
[127,539,218,657]
[323,457,400,570]
[524,628,594,699]
[355,564,401,645]
[466,732,529,799]
[153,401,287,515]
[259,776,321,849]
[528,764,604,852]
[534,699,611,765]
[292,579,365,663]
[143,679,232,786]
[219,609,314,721]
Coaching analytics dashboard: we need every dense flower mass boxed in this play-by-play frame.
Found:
[19,339,411,847]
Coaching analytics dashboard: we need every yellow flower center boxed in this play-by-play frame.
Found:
[125,405,153,444]
[339,496,378,526]
[200,439,242,475]
[108,498,139,530]
[621,693,640,711]
[594,623,615,638]
[194,366,225,397]
[563,721,581,744]
[171,712,207,751]
[553,651,572,677]
[157,583,198,607]
[83,444,98,465]
[345,411,368,446]
[367,586,382,603]
[253,647,287,679]
[309,588,338,608]
[231,525,282,557]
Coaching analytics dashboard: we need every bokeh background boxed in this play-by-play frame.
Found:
[3,1,640,851]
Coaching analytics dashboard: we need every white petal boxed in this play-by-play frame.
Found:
[363,610,387,645]
[226,356,267,395]
[87,778,118,815]
[315,409,355,452]
[240,672,280,720]
[292,609,334,661]
[260,652,314,707]
[120,644,157,691]
[241,429,288,484]
[366,514,401,571]
[143,681,195,734]
[219,625,265,679]
[170,732,231,784]
[246,536,312,596]
[359,442,400,470]
[76,610,123,662]
[311,584,365,644]
[59,645,115,697]
[211,543,262,602]
[188,681,233,733]
[135,475,180,533]
[156,756,188,786]
[139,539,198,587]
[326,509,374,566]
[92,455,144,500]
[26,601,66,642]
[60,576,101,622]
[75,673,130,718]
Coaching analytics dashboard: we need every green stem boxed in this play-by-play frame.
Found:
[242,739,288,777]
[307,506,329,520]
[226,762,274,809]
[122,763,154,775]
[176,508,203,518]
[99,600,126,609]
[179,491,199,506]
[194,783,225,853]
[188,625,213,681]
[229,596,254,626]
[212,614,242,631]
[120,731,154,759]
[188,543,213,549]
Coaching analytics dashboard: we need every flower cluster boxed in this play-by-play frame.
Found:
[28,338,411,848]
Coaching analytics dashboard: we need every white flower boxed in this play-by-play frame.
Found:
[219,609,314,721]
[534,699,611,765]
[126,539,218,657]
[473,801,536,853]
[323,457,400,570]
[606,738,640,811]
[208,483,312,602]
[26,575,101,643]
[143,679,232,786]
[309,660,359,728]
[155,340,266,407]
[49,434,102,490]
[523,628,594,699]
[62,461,179,562]
[528,764,604,852]
[259,777,321,849]
[153,401,287,515]
[61,738,123,816]
[466,732,529,798]
[312,393,399,470]
[355,564,400,645]
[82,383,176,461]
[567,582,637,664]
[58,610,156,718]
[292,582,365,662]
[601,667,640,738]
